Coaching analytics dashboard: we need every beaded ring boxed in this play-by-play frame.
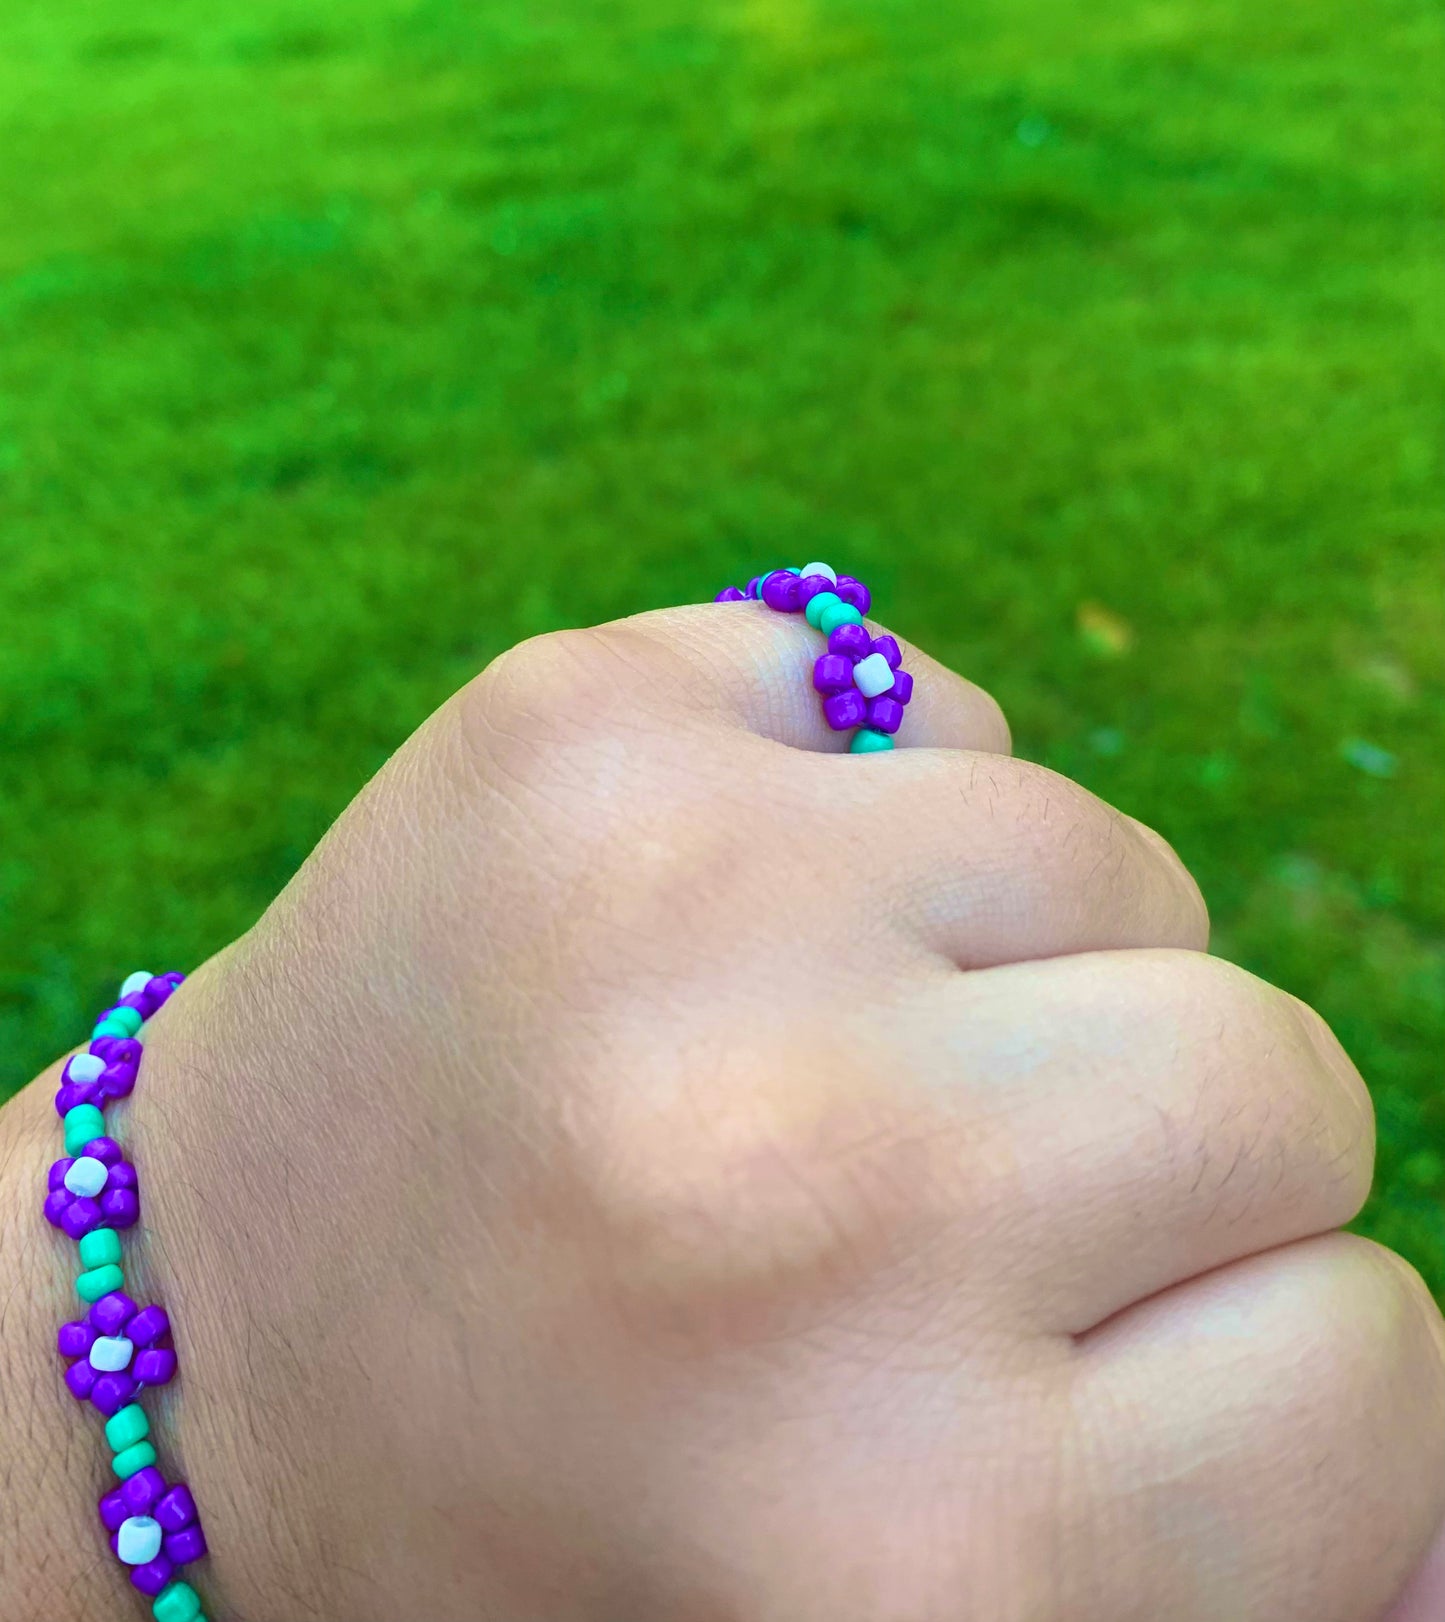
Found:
[716,562,914,753]
[43,971,214,1622]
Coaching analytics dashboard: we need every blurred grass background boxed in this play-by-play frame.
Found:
[2,0,1442,1286]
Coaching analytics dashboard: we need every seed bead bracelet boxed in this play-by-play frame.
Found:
[42,970,214,1622]
[716,562,915,753]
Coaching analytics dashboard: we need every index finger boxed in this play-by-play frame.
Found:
[611,600,1013,756]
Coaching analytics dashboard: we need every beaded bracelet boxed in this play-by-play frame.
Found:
[42,971,214,1622]
[716,561,914,753]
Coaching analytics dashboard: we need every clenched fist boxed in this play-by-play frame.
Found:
[5,604,1444,1621]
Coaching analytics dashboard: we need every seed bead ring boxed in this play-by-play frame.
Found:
[716,562,914,753]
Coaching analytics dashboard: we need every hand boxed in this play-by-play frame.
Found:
[5,603,1444,1621]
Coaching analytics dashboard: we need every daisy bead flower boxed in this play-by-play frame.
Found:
[43,1136,140,1238]
[57,1293,177,1414]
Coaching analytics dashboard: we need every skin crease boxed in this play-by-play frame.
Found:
[2,602,1444,1622]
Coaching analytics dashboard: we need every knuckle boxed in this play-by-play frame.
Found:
[462,626,621,743]
[976,686,1014,756]
[1321,1237,1445,1403]
[960,759,1204,944]
[1368,1242,1445,1355]
[1124,815,1210,949]
[450,625,683,824]
[1173,955,1376,1210]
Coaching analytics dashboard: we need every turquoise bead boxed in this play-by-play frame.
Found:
[804,590,841,629]
[91,1019,130,1041]
[849,728,895,754]
[818,600,863,636]
[109,1006,144,1036]
[153,1585,202,1622]
[105,1402,150,1453]
[78,1228,122,1269]
[77,1263,125,1303]
[64,1103,106,1155]
[111,1439,157,1479]
[153,1580,202,1622]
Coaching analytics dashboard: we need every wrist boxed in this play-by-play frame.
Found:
[0,1068,139,1619]
[0,965,285,1622]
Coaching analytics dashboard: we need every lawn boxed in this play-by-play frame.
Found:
[2,0,1442,1289]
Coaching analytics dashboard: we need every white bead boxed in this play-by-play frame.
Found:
[116,1515,162,1565]
[64,1156,109,1198]
[120,971,152,999]
[89,1335,133,1373]
[68,1053,105,1085]
[853,652,896,699]
[798,560,837,584]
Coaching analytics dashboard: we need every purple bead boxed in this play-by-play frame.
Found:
[64,1359,99,1400]
[58,1320,97,1359]
[82,1136,123,1166]
[164,1525,208,1565]
[866,696,905,735]
[55,1080,101,1114]
[761,570,802,612]
[98,1487,130,1533]
[154,1483,198,1533]
[163,971,186,987]
[121,1466,166,1515]
[745,575,763,600]
[891,668,914,705]
[90,1372,137,1417]
[134,1347,177,1386]
[89,1037,121,1062]
[130,1557,175,1597]
[827,622,872,662]
[822,690,868,731]
[128,1305,171,1347]
[42,1189,71,1228]
[48,1157,76,1191]
[99,1064,137,1101]
[834,576,872,615]
[108,1038,144,1069]
[109,1160,138,1190]
[812,653,852,695]
[90,1290,137,1336]
[796,573,834,609]
[60,1196,102,1239]
[100,1187,140,1229]
[714,585,747,602]
[871,634,902,670]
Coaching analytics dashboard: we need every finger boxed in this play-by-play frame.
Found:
[878,950,1371,1334]
[1063,1233,1445,1622]
[831,749,1209,966]
[604,600,1012,754]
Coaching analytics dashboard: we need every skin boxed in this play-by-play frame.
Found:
[2,602,1444,1621]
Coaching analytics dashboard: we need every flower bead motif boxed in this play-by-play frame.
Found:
[58,1296,176,1412]
[715,563,912,750]
[43,1138,139,1237]
[100,1476,208,1590]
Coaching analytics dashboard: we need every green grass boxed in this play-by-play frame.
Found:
[2,0,1442,1286]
